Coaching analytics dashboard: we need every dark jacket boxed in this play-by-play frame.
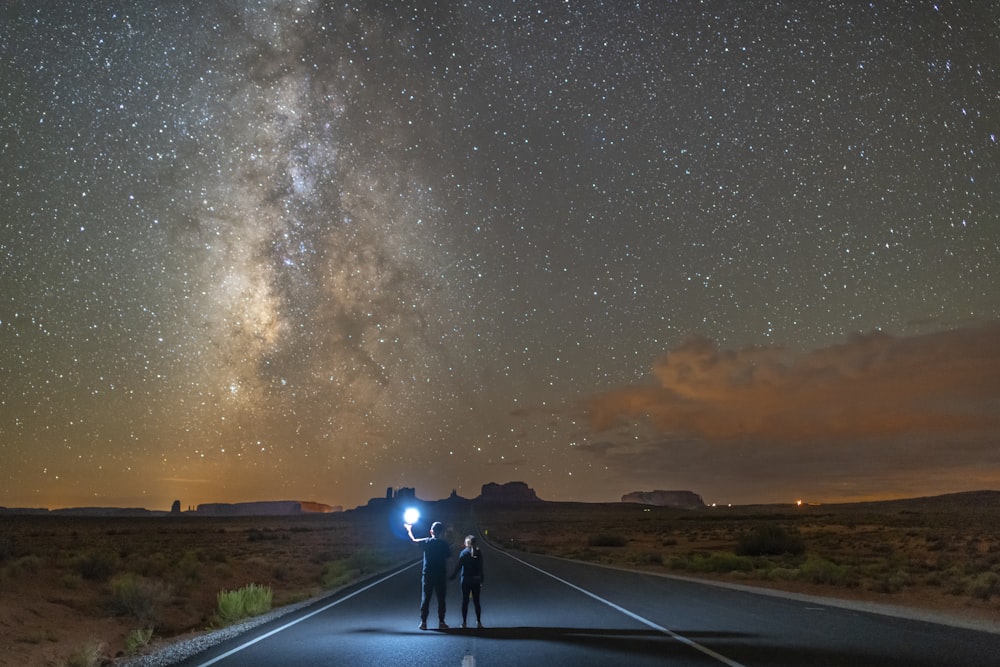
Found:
[421,537,451,579]
[451,547,484,584]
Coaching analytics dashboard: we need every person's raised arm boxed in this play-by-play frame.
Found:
[404,523,424,543]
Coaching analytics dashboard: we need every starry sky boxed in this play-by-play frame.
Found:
[2,1,998,511]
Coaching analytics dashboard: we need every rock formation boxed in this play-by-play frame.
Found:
[195,500,336,516]
[478,481,540,503]
[621,490,705,509]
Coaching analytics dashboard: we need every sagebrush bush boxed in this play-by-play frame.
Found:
[319,548,397,589]
[871,569,910,593]
[968,571,999,600]
[643,551,664,565]
[800,555,854,586]
[63,640,105,667]
[735,525,805,556]
[124,627,154,656]
[352,547,395,572]
[108,572,172,626]
[689,552,754,573]
[321,560,359,589]
[588,533,627,547]
[216,583,273,625]
[75,550,120,582]
[766,566,800,581]
[6,554,43,578]
[176,549,202,583]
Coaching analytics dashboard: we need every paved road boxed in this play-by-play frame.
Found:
[173,540,1000,666]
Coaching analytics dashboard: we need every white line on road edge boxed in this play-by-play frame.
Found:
[194,563,418,667]
[499,550,746,667]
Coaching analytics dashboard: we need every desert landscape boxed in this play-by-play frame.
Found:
[2,491,999,666]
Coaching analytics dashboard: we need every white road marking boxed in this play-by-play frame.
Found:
[194,563,418,667]
[500,550,746,667]
[193,551,745,666]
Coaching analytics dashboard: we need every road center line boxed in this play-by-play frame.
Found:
[194,563,418,667]
[499,550,746,667]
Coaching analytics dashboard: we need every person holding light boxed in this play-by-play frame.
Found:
[405,520,451,630]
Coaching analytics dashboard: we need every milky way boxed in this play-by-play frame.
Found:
[2,1,998,509]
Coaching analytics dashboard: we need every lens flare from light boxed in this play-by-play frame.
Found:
[403,508,420,524]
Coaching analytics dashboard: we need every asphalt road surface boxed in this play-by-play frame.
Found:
[172,540,1000,666]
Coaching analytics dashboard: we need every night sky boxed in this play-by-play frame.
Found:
[2,1,998,511]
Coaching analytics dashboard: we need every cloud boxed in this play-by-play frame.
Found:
[574,325,1000,502]
[588,322,1000,443]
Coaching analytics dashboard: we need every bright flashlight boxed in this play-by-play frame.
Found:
[403,508,420,525]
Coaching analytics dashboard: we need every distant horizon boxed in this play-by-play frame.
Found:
[5,486,999,514]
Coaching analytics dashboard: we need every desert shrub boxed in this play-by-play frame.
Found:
[800,555,853,586]
[75,550,120,582]
[311,550,338,564]
[321,559,359,589]
[348,547,392,573]
[19,627,59,644]
[0,535,14,561]
[246,528,281,542]
[108,572,172,626]
[6,554,43,578]
[176,549,202,583]
[688,552,754,573]
[968,572,1000,600]
[941,566,969,595]
[588,533,627,547]
[766,566,800,581]
[642,551,664,565]
[216,583,273,625]
[871,568,910,593]
[124,627,154,656]
[667,555,689,570]
[134,552,171,578]
[63,640,105,667]
[735,525,805,556]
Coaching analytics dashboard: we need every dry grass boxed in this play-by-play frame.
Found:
[476,492,1000,625]
[2,492,999,665]
[0,509,413,666]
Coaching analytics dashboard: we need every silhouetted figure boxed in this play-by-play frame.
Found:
[450,534,484,629]
[405,520,451,629]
